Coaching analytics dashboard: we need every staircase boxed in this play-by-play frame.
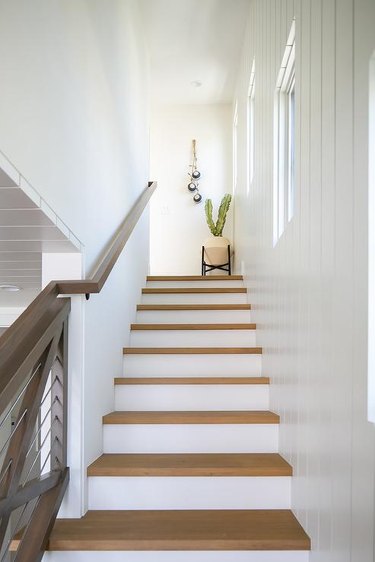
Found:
[46,275,310,561]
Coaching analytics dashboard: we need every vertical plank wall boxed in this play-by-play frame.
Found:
[233,0,375,560]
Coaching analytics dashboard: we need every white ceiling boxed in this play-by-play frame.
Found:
[139,0,250,105]
[0,151,82,308]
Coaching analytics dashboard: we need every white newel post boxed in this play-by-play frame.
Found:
[42,252,86,517]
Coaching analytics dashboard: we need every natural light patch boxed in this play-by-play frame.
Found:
[233,101,238,194]
[247,59,255,196]
[273,19,296,246]
[368,51,375,422]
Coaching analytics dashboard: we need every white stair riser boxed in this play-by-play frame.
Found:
[44,550,309,562]
[88,476,291,510]
[103,424,278,454]
[115,385,269,411]
[135,310,252,323]
[123,354,262,377]
[130,330,256,347]
[141,293,248,305]
[146,281,245,288]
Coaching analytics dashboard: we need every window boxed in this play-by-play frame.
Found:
[247,59,255,195]
[273,20,296,245]
[287,75,295,221]
[233,102,238,193]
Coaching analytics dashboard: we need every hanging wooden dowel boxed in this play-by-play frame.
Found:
[187,139,202,203]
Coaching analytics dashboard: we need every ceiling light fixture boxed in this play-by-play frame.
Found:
[0,284,21,292]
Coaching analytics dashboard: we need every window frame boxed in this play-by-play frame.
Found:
[273,20,296,245]
[233,102,238,194]
[368,52,375,422]
[286,73,296,222]
[247,59,256,195]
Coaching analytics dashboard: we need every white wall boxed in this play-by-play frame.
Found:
[0,307,25,328]
[150,104,232,274]
[0,0,151,514]
[0,0,150,271]
[234,0,375,560]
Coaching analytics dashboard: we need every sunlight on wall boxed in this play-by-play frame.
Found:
[368,52,375,422]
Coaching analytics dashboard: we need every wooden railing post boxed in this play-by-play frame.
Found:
[51,319,68,472]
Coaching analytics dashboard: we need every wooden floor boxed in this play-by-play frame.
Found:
[46,509,310,551]
[102,410,280,425]
[87,453,293,477]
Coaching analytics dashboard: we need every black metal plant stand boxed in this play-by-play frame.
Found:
[201,244,231,276]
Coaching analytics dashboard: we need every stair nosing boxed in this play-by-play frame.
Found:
[142,288,247,294]
[103,410,279,425]
[130,323,256,331]
[123,347,262,355]
[114,377,270,385]
[87,453,293,477]
[136,304,251,310]
[45,510,311,552]
[146,275,244,281]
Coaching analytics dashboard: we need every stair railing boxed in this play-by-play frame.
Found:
[0,181,157,562]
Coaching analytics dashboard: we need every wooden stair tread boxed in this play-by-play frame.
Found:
[137,304,251,310]
[142,288,247,294]
[114,377,270,385]
[147,275,244,281]
[123,347,262,355]
[46,509,310,551]
[103,411,279,424]
[87,453,292,476]
[130,323,256,331]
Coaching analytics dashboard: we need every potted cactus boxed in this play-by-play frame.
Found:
[203,194,232,272]
[205,194,232,237]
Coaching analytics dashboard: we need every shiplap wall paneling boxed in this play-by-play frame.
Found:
[352,1,375,561]
[318,0,336,557]
[332,2,354,558]
[233,0,375,560]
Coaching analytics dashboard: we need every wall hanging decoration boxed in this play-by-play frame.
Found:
[187,139,202,203]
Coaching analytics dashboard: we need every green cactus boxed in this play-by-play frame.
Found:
[204,199,216,235]
[204,193,232,236]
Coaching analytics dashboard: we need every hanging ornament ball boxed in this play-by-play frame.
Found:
[193,192,202,203]
[192,170,201,179]
[188,182,197,192]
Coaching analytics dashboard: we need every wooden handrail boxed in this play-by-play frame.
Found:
[0,180,157,559]
[58,181,157,295]
[0,181,157,370]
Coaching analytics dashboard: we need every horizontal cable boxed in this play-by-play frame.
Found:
[39,372,63,411]
[0,363,41,429]
[39,383,53,410]
[0,408,28,459]
[22,428,51,486]
[0,459,12,487]
[26,398,57,459]
[39,451,52,476]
